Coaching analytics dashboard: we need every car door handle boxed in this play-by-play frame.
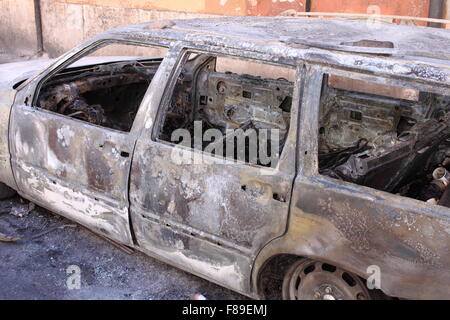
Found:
[241,182,266,198]
[241,182,286,202]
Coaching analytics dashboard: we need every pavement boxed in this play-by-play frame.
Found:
[0,196,246,300]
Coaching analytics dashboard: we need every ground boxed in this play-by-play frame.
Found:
[0,196,246,300]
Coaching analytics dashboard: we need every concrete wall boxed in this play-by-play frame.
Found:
[447,0,450,28]
[311,0,431,26]
[50,0,307,16]
[40,0,218,57]
[51,0,434,17]
[0,0,38,56]
[53,0,251,16]
[311,0,430,17]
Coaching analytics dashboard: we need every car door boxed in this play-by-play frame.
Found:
[9,40,172,245]
[129,48,302,293]
[10,107,136,244]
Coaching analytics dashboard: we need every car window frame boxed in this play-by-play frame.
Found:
[17,38,172,135]
[298,64,450,178]
[151,46,301,171]
[295,64,450,221]
[295,63,450,226]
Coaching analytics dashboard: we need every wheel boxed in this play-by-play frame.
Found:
[282,258,371,300]
[0,182,16,200]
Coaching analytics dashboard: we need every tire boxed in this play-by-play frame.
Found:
[282,258,372,300]
[0,182,16,200]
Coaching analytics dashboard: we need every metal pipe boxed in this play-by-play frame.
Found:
[33,0,44,55]
[428,0,445,28]
[305,0,311,13]
[432,167,450,185]
[426,168,450,204]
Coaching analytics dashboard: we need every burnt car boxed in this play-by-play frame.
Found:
[0,17,449,300]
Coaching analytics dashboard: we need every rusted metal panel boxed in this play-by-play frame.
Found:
[132,211,254,294]
[130,145,293,249]
[129,133,294,294]
[108,18,450,79]
[10,105,134,245]
[268,175,450,300]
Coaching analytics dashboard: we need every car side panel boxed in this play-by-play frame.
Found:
[255,175,450,299]
[10,105,134,244]
[0,89,18,190]
[253,65,450,300]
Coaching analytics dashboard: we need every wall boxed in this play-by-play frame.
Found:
[0,0,38,56]
[52,0,432,17]
[447,0,450,28]
[39,0,217,57]
[311,0,430,17]
[52,0,251,16]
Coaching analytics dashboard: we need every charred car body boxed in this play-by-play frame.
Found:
[0,17,449,299]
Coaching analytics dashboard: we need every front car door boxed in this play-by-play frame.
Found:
[129,46,303,294]
[10,39,170,245]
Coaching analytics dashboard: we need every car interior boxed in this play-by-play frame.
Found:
[318,74,450,206]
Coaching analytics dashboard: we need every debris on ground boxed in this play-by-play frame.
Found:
[94,231,136,254]
[0,196,244,300]
[0,231,20,242]
[9,201,35,218]
[193,293,207,300]
[28,224,77,241]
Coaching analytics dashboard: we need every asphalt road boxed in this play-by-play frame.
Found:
[0,196,246,300]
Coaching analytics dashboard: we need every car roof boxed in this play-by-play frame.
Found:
[109,17,450,63]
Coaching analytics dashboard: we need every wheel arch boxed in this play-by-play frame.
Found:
[251,237,373,299]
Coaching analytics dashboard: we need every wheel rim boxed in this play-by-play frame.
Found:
[282,259,371,300]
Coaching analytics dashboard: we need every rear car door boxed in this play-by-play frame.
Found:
[129,48,302,293]
[10,40,170,245]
